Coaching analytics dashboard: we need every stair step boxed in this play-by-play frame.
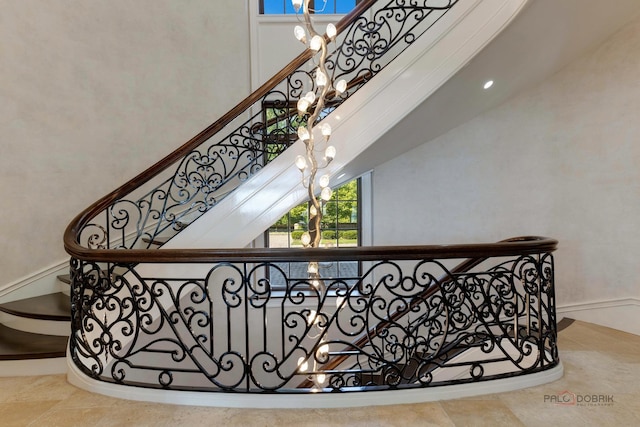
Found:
[0,293,70,322]
[142,236,168,246]
[0,324,67,360]
[140,221,188,246]
[57,274,71,285]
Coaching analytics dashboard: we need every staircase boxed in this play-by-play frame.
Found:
[0,275,71,375]
[0,0,563,406]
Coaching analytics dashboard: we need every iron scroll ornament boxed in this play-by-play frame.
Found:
[70,251,558,392]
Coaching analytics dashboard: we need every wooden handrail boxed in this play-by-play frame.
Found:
[298,235,555,388]
[65,234,556,264]
[63,0,378,259]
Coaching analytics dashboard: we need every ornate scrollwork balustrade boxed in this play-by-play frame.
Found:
[68,236,558,393]
[63,0,560,400]
[69,0,459,252]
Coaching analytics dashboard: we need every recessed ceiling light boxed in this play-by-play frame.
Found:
[483,80,494,89]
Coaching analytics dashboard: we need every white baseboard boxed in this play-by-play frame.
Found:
[557,298,640,336]
[67,356,562,408]
[0,260,69,303]
[0,357,67,377]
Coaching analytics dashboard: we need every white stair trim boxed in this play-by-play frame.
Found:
[67,354,562,408]
[0,311,70,337]
[0,261,68,302]
[0,357,67,377]
[163,0,530,253]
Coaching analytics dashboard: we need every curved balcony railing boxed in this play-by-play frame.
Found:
[63,0,559,401]
[67,236,558,393]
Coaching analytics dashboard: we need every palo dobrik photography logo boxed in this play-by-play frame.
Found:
[544,391,614,407]
[544,390,576,406]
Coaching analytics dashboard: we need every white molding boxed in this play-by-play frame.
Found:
[0,357,67,377]
[67,356,562,408]
[557,298,640,336]
[0,260,68,302]
[0,311,69,337]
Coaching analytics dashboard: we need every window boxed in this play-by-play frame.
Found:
[268,178,360,249]
[260,101,338,165]
[267,178,361,289]
[260,102,303,165]
[260,0,363,15]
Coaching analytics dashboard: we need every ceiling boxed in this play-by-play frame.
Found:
[343,0,640,180]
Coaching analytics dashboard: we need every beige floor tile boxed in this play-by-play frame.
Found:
[92,404,232,427]
[2,375,76,403]
[561,321,640,355]
[0,320,638,426]
[440,399,525,426]
[556,334,588,351]
[27,407,115,427]
[561,351,640,393]
[52,387,127,409]
[0,377,41,403]
[0,401,59,427]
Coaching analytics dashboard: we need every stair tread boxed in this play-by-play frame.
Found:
[0,293,70,321]
[0,324,67,360]
[57,274,71,284]
[142,236,168,246]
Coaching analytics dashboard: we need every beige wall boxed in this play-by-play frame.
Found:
[373,13,640,307]
[0,1,250,288]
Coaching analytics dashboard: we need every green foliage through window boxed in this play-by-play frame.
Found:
[268,178,359,248]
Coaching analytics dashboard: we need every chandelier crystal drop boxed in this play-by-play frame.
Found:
[297,98,310,114]
[310,35,323,51]
[307,262,319,274]
[325,145,336,160]
[304,91,316,104]
[294,25,307,43]
[301,232,311,246]
[315,70,328,87]
[320,123,332,138]
[335,79,347,94]
[297,126,310,142]
[326,23,337,40]
[320,187,332,201]
[295,155,307,171]
[319,174,330,188]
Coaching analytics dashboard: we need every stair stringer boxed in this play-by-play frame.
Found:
[160,0,530,255]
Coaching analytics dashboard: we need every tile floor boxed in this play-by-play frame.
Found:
[0,320,638,426]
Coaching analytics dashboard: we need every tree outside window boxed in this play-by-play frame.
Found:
[267,178,361,288]
[268,178,359,249]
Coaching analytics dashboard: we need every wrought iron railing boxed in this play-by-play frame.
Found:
[67,237,558,392]
[65,0,459,251]
[63,0,560,397]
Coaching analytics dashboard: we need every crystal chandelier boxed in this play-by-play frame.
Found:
[292,0,347,250]
[291,0,347,391]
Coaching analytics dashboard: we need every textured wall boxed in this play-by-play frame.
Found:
[0,1,250,287]
[373,13,640,306]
